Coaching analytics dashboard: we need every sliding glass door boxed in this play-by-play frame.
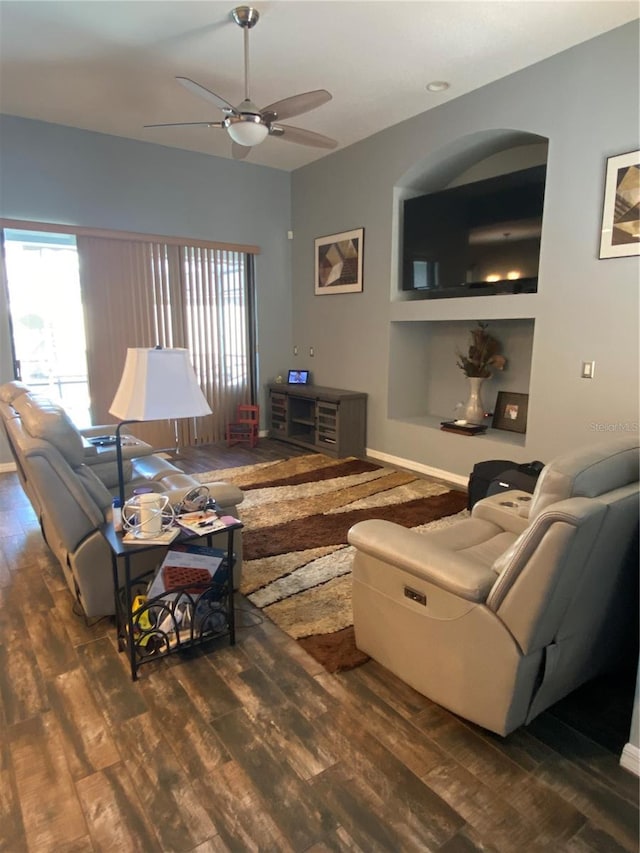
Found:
[77,236,256,447]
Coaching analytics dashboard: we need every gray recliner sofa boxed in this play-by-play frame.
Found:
[0,380,244,618]
[348,436,639,736]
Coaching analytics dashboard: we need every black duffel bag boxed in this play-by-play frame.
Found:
[467,459,544,510]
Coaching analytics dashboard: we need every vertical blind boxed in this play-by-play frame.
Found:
[77,234,256,449]
[180,245,256,446]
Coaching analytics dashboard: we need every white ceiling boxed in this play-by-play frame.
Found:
[0,1,637,172]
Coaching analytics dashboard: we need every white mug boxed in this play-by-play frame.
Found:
[137,492,164,538]
[123,492,173,539]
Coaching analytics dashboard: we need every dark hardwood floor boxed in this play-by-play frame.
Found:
[0,439,637,852]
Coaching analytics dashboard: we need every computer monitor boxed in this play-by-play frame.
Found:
[287,369,310,385]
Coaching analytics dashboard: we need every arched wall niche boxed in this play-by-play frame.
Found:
[387,128,548,443]
[397,128,549,195]
[391,128,549,301]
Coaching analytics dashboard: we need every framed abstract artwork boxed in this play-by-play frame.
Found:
[599,150,640,258]
[314,228,364,294]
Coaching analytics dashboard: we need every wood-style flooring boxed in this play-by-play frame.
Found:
[0,439,638,852]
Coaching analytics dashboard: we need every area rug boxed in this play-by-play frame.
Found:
[198,454,468,672]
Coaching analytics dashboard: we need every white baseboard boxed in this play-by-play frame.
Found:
[366,448,468,489]
[0,461,16,474]
[620,743,640,776]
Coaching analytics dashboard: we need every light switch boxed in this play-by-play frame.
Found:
[293,345,298,356]
[309,347,314,357]
[581,361,595,379]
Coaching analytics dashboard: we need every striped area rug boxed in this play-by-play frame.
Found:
[198,454,468,672]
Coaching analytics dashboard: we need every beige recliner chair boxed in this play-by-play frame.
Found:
[348,436,639,736]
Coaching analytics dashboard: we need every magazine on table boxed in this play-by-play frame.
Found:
[175,508,242,535]
[146,543,228,600]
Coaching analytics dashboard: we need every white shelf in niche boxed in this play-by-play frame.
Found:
[390,292,539,323]
[397,414,527,447]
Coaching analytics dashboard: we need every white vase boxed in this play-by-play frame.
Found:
[465,376,486,425]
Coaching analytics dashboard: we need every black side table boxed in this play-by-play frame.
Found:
[101,516,242,680]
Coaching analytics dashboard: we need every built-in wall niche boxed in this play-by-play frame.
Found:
[395,138,549,303]
[388,318,535,432]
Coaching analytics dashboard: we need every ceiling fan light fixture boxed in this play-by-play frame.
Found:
[225,115,269,146]
[148,5,337,159]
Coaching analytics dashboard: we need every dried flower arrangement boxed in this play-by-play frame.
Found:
[456,322,507,378]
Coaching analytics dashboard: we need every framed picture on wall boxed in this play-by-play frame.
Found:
[492,392,529,434]
[599,150,640,259]
[314,228,364,294]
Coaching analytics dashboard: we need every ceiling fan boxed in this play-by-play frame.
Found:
[145,5,338,160]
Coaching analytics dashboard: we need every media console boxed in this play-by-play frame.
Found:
[268,383,367,458]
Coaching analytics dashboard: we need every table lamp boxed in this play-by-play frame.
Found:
[109,347,212,509]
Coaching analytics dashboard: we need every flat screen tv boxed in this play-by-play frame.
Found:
[402,165,546,298]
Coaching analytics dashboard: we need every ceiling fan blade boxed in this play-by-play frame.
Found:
[261,90,332,122]
[272,124,338,150]
[144,121,223,128]
[232,142,252,160]
[176,76,238,115]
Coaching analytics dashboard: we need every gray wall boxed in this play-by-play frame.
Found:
[0,116,293,462]
[289,19,640,759]
[290,21,639,480]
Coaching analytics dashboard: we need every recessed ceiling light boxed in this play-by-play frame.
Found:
[426,81,450,92]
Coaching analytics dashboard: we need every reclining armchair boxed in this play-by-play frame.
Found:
[348,436,639,736]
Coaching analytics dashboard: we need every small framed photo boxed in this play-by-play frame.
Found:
[599,150,640,259]
[492,391,529,434]
[315,228,364,294]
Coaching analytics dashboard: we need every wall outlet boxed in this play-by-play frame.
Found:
[581,360,595,379]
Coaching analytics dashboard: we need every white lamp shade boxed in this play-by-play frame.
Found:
[227,119,269,147]
[109,348,212,422]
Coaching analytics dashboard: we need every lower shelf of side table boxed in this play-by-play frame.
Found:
[121,569,233,666]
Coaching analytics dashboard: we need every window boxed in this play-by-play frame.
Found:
[1,219,259,447]
[2,228,91,425]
